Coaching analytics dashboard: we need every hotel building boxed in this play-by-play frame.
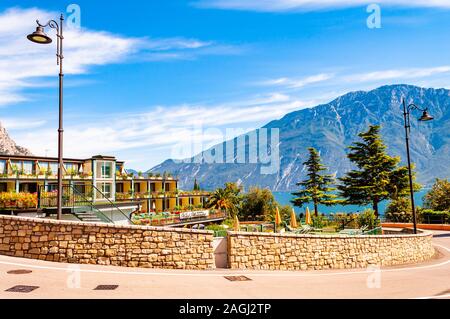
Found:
[0,154,209,222]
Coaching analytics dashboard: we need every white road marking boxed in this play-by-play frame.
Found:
[413,294,450,299]
[0,247,448,278]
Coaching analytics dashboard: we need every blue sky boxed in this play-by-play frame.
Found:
[1,0,450,170]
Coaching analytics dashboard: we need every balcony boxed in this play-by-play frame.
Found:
[115,190,210,201]
[0,192,38,210]
[0,172,93,180]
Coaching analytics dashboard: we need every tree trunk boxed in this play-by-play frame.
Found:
[314,202,319,217]
[372,201,379,217]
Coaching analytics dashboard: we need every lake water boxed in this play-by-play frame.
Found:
[273,190,428,216]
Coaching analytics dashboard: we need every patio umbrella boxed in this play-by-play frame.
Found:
[290,207,298,228]
[233,214,240,231]
[305,207,312,225]
[275,206,282,226]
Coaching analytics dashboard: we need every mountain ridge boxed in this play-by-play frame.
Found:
[149,84,450,191]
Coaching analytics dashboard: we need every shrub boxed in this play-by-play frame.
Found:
[417,208,450,224]
[385,197,412,222]
[357,209,380,229]
[312,215,326,228]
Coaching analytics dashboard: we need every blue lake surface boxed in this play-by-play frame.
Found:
[273,190,428,216]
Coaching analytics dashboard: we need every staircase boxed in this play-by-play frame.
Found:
[72,208,104,223]
[39,184,132,224]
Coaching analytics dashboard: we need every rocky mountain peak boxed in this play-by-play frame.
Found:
[0,122,33,156]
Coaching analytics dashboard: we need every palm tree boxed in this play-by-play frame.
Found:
[207,183,241,218]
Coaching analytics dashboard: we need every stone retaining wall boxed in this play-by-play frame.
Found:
[227,231,435,270]
[0,215,214,269]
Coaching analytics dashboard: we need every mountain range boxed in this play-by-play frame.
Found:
[149,84,450,191]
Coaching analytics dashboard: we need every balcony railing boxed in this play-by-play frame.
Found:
[0,173,92,180]
[132,210,227,227]
[115,191,210,201]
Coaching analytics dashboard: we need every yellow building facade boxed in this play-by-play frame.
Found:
[0,154,209,213]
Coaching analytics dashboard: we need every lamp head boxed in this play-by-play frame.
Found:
[27,26,52,44]
[418,110,434,122]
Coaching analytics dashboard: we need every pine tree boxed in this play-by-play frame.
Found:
[291,147,339,216]
[338,125,415,217]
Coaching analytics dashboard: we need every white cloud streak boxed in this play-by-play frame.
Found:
[193,0,450,12]
[260,73,335,88]
[261,66,450,90]
[9,93,317,162]
[0,7,233,107]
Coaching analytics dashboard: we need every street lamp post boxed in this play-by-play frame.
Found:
[27,14,65,220]
[402,99,434,234]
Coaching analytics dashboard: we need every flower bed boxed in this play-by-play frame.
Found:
[0,192,38,209]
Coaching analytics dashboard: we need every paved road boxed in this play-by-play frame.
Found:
[0,231,449,299]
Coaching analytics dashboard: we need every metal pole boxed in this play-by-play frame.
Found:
[402,99,417,234]
[56,14,64,220]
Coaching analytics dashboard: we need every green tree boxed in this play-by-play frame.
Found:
[423,179,450,211]
[338,125,416,217]
[239,187,278,221]
[207,182,242,218]
[193,179,200,191]
[291,147,340,216]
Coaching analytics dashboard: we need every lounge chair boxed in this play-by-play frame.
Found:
[339,225,369,235]
[294,225,314,234]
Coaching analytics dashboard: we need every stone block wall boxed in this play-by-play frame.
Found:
[227,231,435,270]
[0,215,214,269]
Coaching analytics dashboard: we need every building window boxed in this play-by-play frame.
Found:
[23,161,34,175]
[49,163,58,175]
[0,160,5,175]
[0,183,6,192]
[39,162,49,174]
[11,161,21,174]
[73,183,86,195]
[116,183,123,193]
[97,161,113,179]
[65,163,75,173]
[100,182,112,198]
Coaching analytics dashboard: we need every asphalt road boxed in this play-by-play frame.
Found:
[0,231,449,299]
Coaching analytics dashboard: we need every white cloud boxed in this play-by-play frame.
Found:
[343,66,450,82]
[259,66,450,91]
[1,117,47,130]
[9,93,317,165]
[260,73,335,89]
[0,7,232,107]
[193,0,450,12]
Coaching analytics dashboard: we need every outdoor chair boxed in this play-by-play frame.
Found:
[294,225,313,234]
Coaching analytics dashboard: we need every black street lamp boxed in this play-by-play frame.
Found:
[27,15,65,220]
[402,99,434,234]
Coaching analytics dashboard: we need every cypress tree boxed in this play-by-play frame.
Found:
[193,179,200,191]
[338,125,414,217]
[291,147,339,216]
